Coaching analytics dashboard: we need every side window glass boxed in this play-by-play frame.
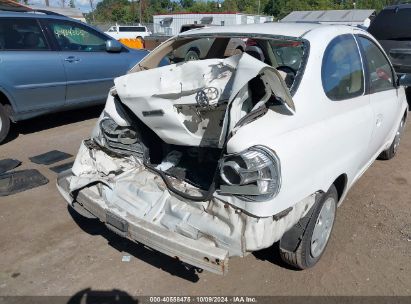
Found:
[322,34,364,101]
[0,18,49,50]
[48,21,106,52]
[357,36,394,94]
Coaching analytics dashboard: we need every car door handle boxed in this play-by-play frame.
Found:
[64,56,80,63]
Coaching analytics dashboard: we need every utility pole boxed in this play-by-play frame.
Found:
[45,0,49,6]
[131,0,136,24]
[139,0,142,24]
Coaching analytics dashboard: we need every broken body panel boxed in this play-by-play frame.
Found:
[113,53,294,147]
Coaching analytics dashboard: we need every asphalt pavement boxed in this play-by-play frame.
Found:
[0,106,410,296]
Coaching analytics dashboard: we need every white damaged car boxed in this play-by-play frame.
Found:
[57,23,409,274]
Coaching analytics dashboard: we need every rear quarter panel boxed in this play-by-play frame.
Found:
[222,27,376,217]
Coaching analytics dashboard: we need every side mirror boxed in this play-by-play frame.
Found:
[398,74,411,87]
[106,40,122,53]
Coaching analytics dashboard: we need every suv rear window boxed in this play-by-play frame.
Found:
[368,7,411,40]
[119,27,146,32]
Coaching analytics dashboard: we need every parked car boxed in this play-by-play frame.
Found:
[0,10,148,143]
[368,4,411,76]
[105,24,152,40]
[57,23,409,275]
[368,4,411,101]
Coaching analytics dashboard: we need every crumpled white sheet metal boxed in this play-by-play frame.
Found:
[114,56,238,147]
[68,141,316,256]
[114,53,294,148]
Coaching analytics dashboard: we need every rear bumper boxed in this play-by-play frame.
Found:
[57,169,229,275]
[57,140,317,275]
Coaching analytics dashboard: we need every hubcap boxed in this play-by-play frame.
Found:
[186,53,198,61]
[393,119,405,154]
[310,197,336,258]
[0,115,2,131]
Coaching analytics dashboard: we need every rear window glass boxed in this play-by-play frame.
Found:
[269,40,304,72]
[136,35,308,92]
[368,7,411,40]
[322,34,364,101]
[119,27,146,32]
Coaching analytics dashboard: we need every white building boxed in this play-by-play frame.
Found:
[153,12,274,36]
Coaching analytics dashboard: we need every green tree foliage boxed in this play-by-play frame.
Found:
[87,0,395,24]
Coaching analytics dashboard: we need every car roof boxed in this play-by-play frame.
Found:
[178,22,326,39]
[0,10,71,20]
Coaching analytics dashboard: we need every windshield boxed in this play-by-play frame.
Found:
[132,35,308,90]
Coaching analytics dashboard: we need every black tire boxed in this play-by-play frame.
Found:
[279,185,338,269]
[0,103,10,144]
[184,49,199,62]
[378,115,406,160]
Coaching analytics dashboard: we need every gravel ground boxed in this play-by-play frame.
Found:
[0,106,410,297]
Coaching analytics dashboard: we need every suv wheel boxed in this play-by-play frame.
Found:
[279,185,338,269]
[0,103,10,144]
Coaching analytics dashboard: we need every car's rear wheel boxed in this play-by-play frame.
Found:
[279,185,337,269]
[0,103,10,144]
[378,115,406,160]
